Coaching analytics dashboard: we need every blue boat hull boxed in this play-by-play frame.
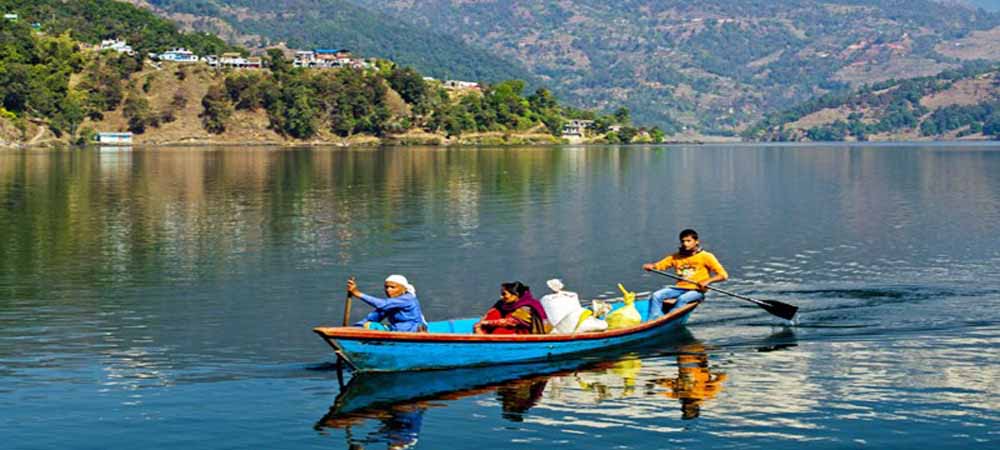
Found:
[314,299,697,373]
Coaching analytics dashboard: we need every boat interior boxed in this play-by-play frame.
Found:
[425,298,655,334]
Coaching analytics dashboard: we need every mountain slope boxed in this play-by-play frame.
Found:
[962,0,1000,11]
[139,0,538,85]
[744,62,1000,141]
[351,0,1000,132]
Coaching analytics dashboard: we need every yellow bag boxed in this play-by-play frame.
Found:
[605,283,641,329]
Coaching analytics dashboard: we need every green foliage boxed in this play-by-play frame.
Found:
[747,62,1000,141]
[1,0,237,56]
[920,102,998,136]
[347,0,1000,131]
[387,67,429,106]
[0,21,91,136]
[201,83,232,133]
[216,68,397,138]
[1,0,244,139]
[984,112,1000,138]
[650,127,665,143]
[225,71,272,110]
[123,90,153,134]
[618,126,639,143]
[52,90,85,138]
[806,120,848,141]
[614,107,631,126]
[148,0,534,84]
[266,49,290,75]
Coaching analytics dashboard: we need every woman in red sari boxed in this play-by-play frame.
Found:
[474,281,552,335]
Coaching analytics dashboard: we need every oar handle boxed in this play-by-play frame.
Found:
[649,269,766,307]
[342,276,355,326]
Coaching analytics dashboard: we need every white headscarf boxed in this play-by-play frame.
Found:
[385,274,416,295]
[547,278,565,292]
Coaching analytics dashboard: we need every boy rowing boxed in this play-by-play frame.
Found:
[642,229,728,321]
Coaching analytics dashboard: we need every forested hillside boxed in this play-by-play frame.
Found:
[0,0,238,143]
[2,0,654,146]
[348,0,1000,134]
[744,62,1000,141]
[0,0,235,55]
[962,0,1000,11]
[140,0,537,85]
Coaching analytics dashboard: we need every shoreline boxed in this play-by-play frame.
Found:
[5,135,999,150]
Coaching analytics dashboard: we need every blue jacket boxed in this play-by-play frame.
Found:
[355,292,427,332]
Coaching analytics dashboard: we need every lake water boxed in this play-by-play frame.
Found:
[1,144,998,449]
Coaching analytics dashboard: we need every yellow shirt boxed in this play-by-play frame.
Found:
[652,250,728,289]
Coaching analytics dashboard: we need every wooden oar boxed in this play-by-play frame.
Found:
[336,276,356,383]
[649,269,798,320]
[342,276,355,326]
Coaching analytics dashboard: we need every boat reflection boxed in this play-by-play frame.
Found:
[647,342,727,420]
[315,356,592,448]
[315,330,743,447]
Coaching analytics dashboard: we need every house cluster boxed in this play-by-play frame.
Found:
[443,80,481,90]
[422,77,482,91]
[152,47,199,63]
[205,52,263,69]
[100,39,135,56]
[142,46,372,71]
[292,49,372,69]
[149,48,263,69]
[562,119,594,138]
[5,13,40,30]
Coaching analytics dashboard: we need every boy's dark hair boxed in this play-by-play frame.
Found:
[679,229,699,240]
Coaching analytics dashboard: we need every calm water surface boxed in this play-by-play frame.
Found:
[1,144,998,449]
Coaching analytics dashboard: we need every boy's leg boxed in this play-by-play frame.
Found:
[664,290,705,313]
[647,287,685,321]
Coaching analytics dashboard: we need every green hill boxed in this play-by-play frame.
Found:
[141,0,537,85]
[0,0,236,55]
[347,0,1000,133]
[743,62,1000,141]
[1,0,656,146]
[963,0,1000,11]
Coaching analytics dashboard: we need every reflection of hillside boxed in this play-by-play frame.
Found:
[0,147,588,295]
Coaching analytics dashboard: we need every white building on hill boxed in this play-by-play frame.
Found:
[100,39,135,56]
[156,48,198,63]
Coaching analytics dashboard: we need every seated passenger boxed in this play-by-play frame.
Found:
[347,275,427,332]
[474,281,552,335]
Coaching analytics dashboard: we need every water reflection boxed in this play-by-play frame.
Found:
[648,342,727,420]
[1,146,998,449]
[317,332,734,447]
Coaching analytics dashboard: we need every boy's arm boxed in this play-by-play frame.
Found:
[643,254,674,271]
[697,254,729,291]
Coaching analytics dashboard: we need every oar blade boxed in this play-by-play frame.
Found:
[761,300,798,321]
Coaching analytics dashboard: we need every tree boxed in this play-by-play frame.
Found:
[201,84,232,134]
[984,112,1000,139]
[618,126,639,143]
[284,86,317,138]
[614,106,631,125]
[528,88,557,112]
[650,127,666,143]
[266,48,291,75]
[387,67,429,106]
[123,90,151,134]
[54,90,86,138]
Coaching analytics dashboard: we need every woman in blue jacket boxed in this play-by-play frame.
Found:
[346,275,427,332]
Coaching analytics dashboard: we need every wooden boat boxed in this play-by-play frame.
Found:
[313,298,698,373]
